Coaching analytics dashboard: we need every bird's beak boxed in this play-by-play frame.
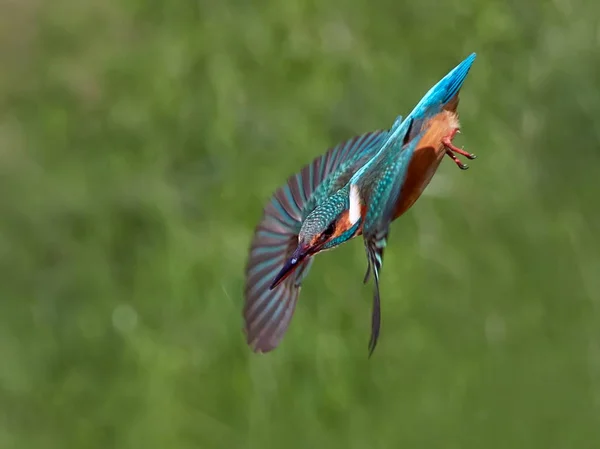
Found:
[269,242,310,290]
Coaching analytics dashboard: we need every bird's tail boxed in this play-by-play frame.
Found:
[412,52,477,116]
[438,52,476,106]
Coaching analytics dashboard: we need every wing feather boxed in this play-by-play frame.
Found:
[244,130,388,352]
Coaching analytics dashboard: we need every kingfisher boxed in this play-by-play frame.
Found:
[243,53,477,355]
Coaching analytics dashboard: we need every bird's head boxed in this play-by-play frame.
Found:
[269,184,363,289]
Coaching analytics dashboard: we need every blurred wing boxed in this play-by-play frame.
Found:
[244,221,313,352]
[244,130,388,353]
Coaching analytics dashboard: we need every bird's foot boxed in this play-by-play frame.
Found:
[445,149,469,170]
[442,128,476,170]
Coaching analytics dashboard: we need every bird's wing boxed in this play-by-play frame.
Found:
[355,130,424,355]
[244,130,389,352]
[244,219,314,352]
[299,131,390,218]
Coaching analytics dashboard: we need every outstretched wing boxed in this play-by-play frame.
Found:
[244,130,389,353]
[244,212,313,352]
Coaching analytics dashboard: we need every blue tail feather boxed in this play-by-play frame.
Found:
[411,52,477,119]
[440,52,476,105]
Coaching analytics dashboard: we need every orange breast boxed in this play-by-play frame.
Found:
[392,110,459,220]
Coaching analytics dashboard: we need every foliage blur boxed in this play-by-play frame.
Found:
[1,0,599,447]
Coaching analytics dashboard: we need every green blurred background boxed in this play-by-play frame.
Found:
[1,0,600,447]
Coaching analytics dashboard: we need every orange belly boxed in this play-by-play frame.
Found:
[354,110,460,237]
[392,110,460,220]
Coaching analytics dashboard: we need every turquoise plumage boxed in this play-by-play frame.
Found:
[244,53,478,355]
[244,131,390,352]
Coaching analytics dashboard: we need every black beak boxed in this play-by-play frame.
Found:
[269,243,309,290]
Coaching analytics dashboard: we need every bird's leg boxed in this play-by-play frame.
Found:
[445,149,469,170]
[442,128,476,170]
[443,128,477,159]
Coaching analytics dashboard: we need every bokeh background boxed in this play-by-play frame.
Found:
[1,0,600,448]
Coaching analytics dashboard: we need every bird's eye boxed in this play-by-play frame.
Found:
[322,221,336,240]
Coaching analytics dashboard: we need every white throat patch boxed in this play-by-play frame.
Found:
[349,184,362,226]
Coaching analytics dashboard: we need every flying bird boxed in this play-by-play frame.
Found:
[243,53,478,355]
